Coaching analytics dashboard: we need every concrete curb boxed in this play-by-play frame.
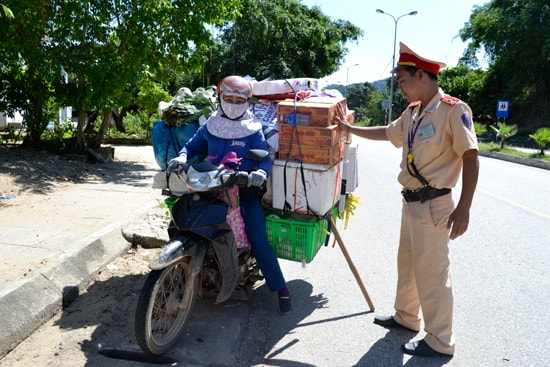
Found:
[479,150,550,170]
[0,204,156,359]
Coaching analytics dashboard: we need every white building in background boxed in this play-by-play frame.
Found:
[0,107,72,131]
[0,111,24,130]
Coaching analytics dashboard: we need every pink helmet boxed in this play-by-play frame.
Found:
[217,76,253,99]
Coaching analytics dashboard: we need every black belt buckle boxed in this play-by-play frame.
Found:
[401,187,450,203]
[401,189,420,202]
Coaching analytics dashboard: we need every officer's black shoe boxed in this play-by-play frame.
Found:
[402,339,453,357]
[373,315,418,333]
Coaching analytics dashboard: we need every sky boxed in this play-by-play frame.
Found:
[299,0,488,85]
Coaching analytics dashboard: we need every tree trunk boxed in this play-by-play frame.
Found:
[84,111,99,134]
[89,108,112,149]
[72,74,88,151]
[112,108,127,132]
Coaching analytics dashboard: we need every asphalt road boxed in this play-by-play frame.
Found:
[246,138,550,367]
[2,138,548,367]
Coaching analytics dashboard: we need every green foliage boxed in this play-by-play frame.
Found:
[439,65,487,117]
[459,0,550,127]
[0,0,58,145]
[0,0,244,150]
[0,126,24,145]
[474,122,487,137]
[214,0,363,82]
[40,120,76,150]
[157,199,170,218]
[478,141,550,162]
[136,80,172,121]
[345,82,374,123]
[363,90,388,126]
[529,127,550,155]
[1,4,13,18]
[106,112,151,139]
[162,86,218,127]
[490,122,518,149]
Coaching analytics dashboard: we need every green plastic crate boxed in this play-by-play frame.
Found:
[265,208,335,263]
[164,197,178,215]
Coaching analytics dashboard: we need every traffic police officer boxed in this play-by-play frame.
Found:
[338,42,479,357]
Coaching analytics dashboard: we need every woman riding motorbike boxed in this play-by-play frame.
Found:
[167,75,292,314]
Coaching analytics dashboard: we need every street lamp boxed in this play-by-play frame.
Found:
[344,63,359,97]
[376,9,418,124]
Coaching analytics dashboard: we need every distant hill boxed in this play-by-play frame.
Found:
[325,79,387,93]
[372,79,387,92]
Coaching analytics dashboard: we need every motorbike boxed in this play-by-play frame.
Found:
[135,150,268,356]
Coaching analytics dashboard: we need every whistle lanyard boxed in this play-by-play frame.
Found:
[406,115,431,187]
[407,116,424,164]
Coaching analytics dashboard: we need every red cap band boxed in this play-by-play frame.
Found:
[397,52,441,75]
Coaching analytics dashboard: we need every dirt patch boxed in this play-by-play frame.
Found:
[0,144,177,366]
[0,144,158,207]
[0,245,165,367]
[1,146,100,202]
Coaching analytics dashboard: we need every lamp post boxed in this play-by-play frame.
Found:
[344,63,359,97]
[376,9,418,124]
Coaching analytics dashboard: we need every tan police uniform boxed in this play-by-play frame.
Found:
[384,43,478,355]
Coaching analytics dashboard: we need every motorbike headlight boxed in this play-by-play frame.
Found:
[182,165,226,191]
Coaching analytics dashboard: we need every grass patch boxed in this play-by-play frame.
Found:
[479,142,550,162]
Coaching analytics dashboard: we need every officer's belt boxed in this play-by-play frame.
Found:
[401,187,451,203]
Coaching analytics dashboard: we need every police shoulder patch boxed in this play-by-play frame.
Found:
[441,95,460,106]
[461,111,473,130]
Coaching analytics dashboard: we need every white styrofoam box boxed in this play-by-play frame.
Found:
[261,152,278,206]
[252,78,319,96]
[271,159,341,215]
[342,142,358,192]
[262,167,274,205]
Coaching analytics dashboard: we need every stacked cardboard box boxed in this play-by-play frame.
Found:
[269,97,354,215]
[276,97,353,166]
[277,97,348,127]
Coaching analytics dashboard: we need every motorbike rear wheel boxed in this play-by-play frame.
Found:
[135,256,198,356]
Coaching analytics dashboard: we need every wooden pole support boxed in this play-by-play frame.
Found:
[330,217,375,311]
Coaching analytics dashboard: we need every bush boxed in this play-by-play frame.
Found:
[474,122,487,138]
[490,122,518,149]
[106,112,152,139]
[529,127,550,155]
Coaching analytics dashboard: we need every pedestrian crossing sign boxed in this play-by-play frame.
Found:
[496,100,510,118]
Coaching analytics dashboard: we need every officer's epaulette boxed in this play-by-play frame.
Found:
[440,95,460,106]
[407,101,421,109]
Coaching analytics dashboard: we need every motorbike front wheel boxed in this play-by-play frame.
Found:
[135,257,198,356]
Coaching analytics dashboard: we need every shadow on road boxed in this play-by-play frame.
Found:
[0,145,156,198]
[353,331,453,367]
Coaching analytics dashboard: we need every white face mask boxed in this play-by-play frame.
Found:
[220,99,249,120]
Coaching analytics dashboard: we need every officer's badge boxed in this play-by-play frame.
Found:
[461,112,473,130]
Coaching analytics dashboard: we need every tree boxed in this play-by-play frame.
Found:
[47,0,244,150]
[1,0,244,150]
[213,0,363,82]
[459,0,550,128]
[0,0,58,147]
[345,82,375,124]
[363,90,388,126]
[439,65,488,122]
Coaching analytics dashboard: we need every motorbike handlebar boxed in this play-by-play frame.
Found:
[221,171,249,188]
